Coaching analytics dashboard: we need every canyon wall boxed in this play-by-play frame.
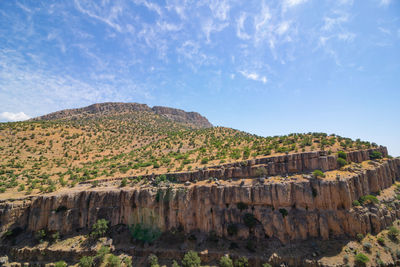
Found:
[81,147,388,184]
[0,157,399,244]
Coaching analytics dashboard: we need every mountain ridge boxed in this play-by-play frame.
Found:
[31,102,213,129]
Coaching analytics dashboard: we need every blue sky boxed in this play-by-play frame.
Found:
[0,0,399,155]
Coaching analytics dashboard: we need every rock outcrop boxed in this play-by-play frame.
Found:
[0,156,399,244]
[81,147,388,184]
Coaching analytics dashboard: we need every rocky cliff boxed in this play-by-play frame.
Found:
[32,102,213,128]
[80,147,388,184]
[1,156,399,244]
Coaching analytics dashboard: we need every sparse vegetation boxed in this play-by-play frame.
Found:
[219,255,233,267]
[90,219,108,239]
[181,250,201,267]
[129,223,161,243]
[234,256,249,267]
[354,253,369,265]
[313,170,325,178]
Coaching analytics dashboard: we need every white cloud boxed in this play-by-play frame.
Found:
[236,13,251,40]
[276,21,290,35]
[134,0,163,16]
[285,0,308,8]
[239,70,267,84]
[208,0,230,21]
[74,0,123,32]
[322,14,349,31]
[338,32,355,42]
[202,19,228,43]
[0,112,30,122]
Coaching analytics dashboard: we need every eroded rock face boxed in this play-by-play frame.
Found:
[83,147,388,183]
[0,157,398,244]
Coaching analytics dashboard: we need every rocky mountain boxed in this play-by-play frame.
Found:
[32,102,213,129]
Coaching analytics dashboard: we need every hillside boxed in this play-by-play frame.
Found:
[0,102,399,267]
[0,102,381,198]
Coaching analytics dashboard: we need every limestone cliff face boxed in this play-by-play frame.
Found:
[0,157,398,244]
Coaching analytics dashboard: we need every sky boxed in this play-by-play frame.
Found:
[0,0,399,155]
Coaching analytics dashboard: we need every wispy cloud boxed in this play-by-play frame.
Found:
[239,70,267,84]
[0,112,30,122]
[74,0,123,32]
[284,0,308,9]
[236,13,251,40]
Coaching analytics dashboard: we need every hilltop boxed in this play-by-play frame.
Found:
[32,102,213,129]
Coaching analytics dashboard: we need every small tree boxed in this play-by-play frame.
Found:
[147,254,158,267]
[182,251,201,267]
[313,170,325,178]
[388,226,399,240]
[120,178,127,187]
[219,255,233,267]
[337,151,347,160]
[337,158,347,167]
[234,257,248,267]
[96,245,110,263]
[172,260,181,267]
[354,253,369,266]
[90,219,109,239]
[79,256,94,267]
[35,229,46,243]
[107,254,121,267]
[369,151,382,160]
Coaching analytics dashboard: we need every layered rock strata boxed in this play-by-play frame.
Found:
[81,147,388,184]
[0,157,398,244]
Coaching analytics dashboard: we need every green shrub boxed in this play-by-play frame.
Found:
[182,250,201,267]
[337,151,347,160]
[262,264,272,267]
[120,178,127,187]
[313,170,325,178]
[359,195,379,205]
[35,229,46,243]
[79,256,94,267]
[279,208,288,218]
[147,254,158,267]
[337,158,348,167]
[219,255,233,267]
[370,151,382,160]
[227,223,238,236]
[54,261,67,267]
[377,236,385,246]
[236,202,248,211]
[129,223,161,243]
[201,158,209,164]
[90,219,109,239]
[234,256,248,267]
[172,260,181,267]
[388,226,399,240]
[352,200,361,206]
[96,245,110,263]
[354,253,369,265]
[123,257,132,267]
[243,213,257,228]
[107,254,120,267]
